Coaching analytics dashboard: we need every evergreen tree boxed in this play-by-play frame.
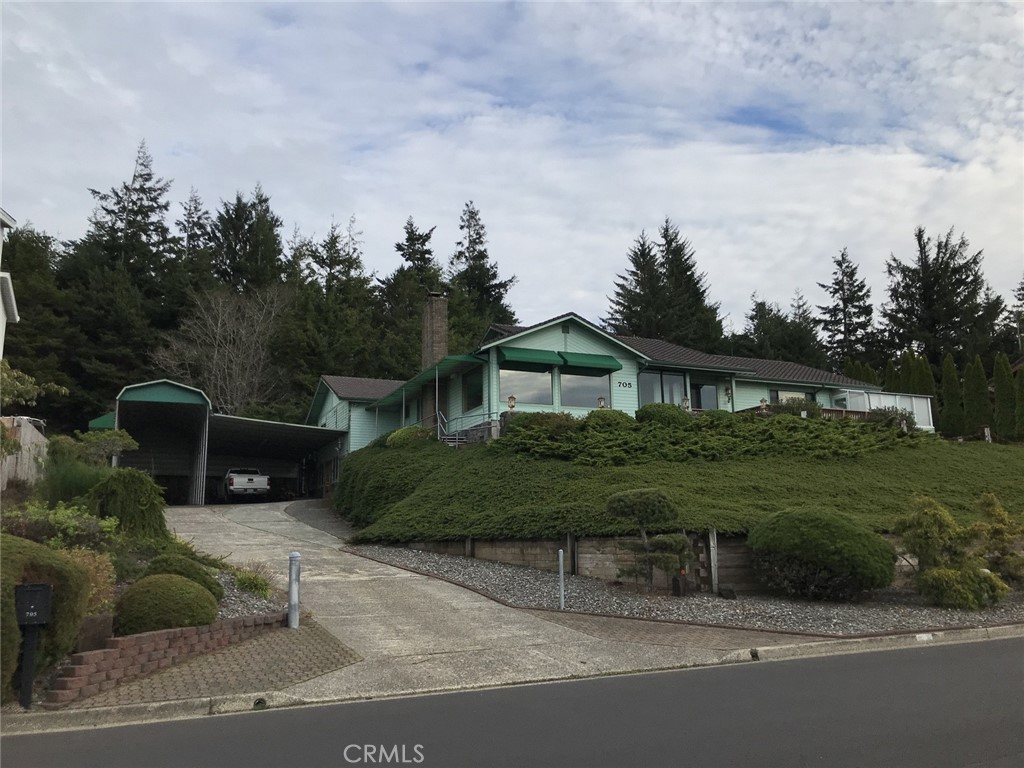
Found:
[962,355,991,438]
[883,360,899,392]
[83,140,180,330]
[915,354,937,403]
[1016,369,1024,441]
[0,228,81,430]
[938,354,964,438]
[375,218,444,377]
[447,201,516,351]
[604,231,665,338]
[657,219,723,351]
[991,353,1015,441]
[175,187,215,292]
[782,291,828,369]
[881,227,1004,371]
[816,248,874,370]
[898,350,916,393]
[211,184,285,292]
[736,296,790,360]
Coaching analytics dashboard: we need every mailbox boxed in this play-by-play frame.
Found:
[15,584,52,626]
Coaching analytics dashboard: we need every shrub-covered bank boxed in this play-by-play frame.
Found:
[340,440,1024,543]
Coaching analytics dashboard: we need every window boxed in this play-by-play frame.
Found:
[499,368,553,405]
[663,374,686,406]
[772,389,814,404]
[560,373,610,408]
[638,371,661,406]
[690,384,719,410]
[463,367,484,412]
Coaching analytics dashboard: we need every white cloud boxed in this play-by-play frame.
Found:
[2,1,1021,332]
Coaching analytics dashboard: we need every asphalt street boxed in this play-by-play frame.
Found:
[3,638,1022,768]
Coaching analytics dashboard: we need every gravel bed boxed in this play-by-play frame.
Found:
[351,544,1024,636]
[215,571,286,620]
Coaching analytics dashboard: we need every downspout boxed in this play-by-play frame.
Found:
[683,372,691,411]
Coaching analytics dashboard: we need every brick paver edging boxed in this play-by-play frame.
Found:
[44,611,288,709]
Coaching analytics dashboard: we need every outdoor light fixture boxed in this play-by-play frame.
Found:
[597,396,606,409]
[507,394,516,410]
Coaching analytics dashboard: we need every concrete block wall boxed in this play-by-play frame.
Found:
[44,611,287,708]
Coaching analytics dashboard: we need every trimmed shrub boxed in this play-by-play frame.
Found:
[114,574,218,636]
[62,548,116,614]
[893,497,967,572]
[636,403,691,427]
[864,407,917,430]
[939,354,964,438]
[160,537,227,570]
[748,507,895,601]
[607,488,680,534]
[582,408,636,430]
[917,565,1009,609]
[84,468,169,541]
[385,426,435,448]
[0,500,119,550]
[767,399,823,420]
[1,535,89,703]
[144,554,224,601]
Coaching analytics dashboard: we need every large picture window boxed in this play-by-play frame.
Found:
[463,367,484,412]
[499,369,552,405]
[638,371,661,406]
[690,383,719,411]
[560,373,610,408]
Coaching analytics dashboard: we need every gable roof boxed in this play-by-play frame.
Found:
[479,312,649,359]
[322,375,406,401]
[483,318,879,389]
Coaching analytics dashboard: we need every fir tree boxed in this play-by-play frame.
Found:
[657,219,723,351]
[991,353,1015,441]
[883,360,899,392]
[962,355,991,438]
[816,248,874,370]
[604,231,665,338]
[211,184,285,292]
[938,354,964,438]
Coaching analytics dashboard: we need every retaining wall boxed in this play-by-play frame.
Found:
[44,611,287,708]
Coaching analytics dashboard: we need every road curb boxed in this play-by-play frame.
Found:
[721,624,1024,664]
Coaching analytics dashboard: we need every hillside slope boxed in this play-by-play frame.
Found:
[339,436,1024,543]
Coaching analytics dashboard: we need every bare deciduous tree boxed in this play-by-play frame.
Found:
[153,287,289,414]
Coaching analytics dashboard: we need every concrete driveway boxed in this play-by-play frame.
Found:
[164,501,770,703]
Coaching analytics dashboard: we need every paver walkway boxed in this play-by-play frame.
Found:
[67,621,360,709]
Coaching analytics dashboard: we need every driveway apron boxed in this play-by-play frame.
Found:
[165,502,753,702]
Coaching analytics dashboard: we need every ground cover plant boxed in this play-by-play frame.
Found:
[340,421,1024,543]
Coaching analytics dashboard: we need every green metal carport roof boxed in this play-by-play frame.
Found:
[207,414,344,462]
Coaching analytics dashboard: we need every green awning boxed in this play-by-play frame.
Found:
[369,354,483,409]
[497,347,563,373]
[88,412,116,430]
[558,352,623,376]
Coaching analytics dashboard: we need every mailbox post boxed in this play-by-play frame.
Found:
[15,584,53,710]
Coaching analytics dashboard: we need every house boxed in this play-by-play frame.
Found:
[0,207,19,358]
[304,295,935,473]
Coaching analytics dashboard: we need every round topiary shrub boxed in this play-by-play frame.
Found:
[635,403,692,427]
[115,574,218,636]
[143,554,224,601]
[747,507,896,601]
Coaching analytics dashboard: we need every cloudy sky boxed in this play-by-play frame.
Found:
[3,1,1022,329]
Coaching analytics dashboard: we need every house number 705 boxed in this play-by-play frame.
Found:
[617,381,633,388]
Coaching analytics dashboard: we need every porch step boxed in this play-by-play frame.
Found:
[439,433,468,448]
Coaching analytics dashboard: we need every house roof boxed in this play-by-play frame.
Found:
[484,318,880,389]
[322,375,407,401]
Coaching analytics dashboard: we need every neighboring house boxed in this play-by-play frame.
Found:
[306,298,935,471]
[305,374,406,496]
[0,207,19,358]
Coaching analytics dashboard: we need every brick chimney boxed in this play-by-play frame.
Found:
[421,292,449,369]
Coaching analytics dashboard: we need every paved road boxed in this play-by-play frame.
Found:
[4,638,1021,768]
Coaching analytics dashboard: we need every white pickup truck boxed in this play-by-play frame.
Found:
[221,468,270,500]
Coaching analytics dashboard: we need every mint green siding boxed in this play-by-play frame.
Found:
[733,381,769,411]
[350,405,400,451]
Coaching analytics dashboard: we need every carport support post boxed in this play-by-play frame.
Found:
[288,551,301,629]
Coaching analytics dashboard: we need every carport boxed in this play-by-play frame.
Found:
[111,380,343,505]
